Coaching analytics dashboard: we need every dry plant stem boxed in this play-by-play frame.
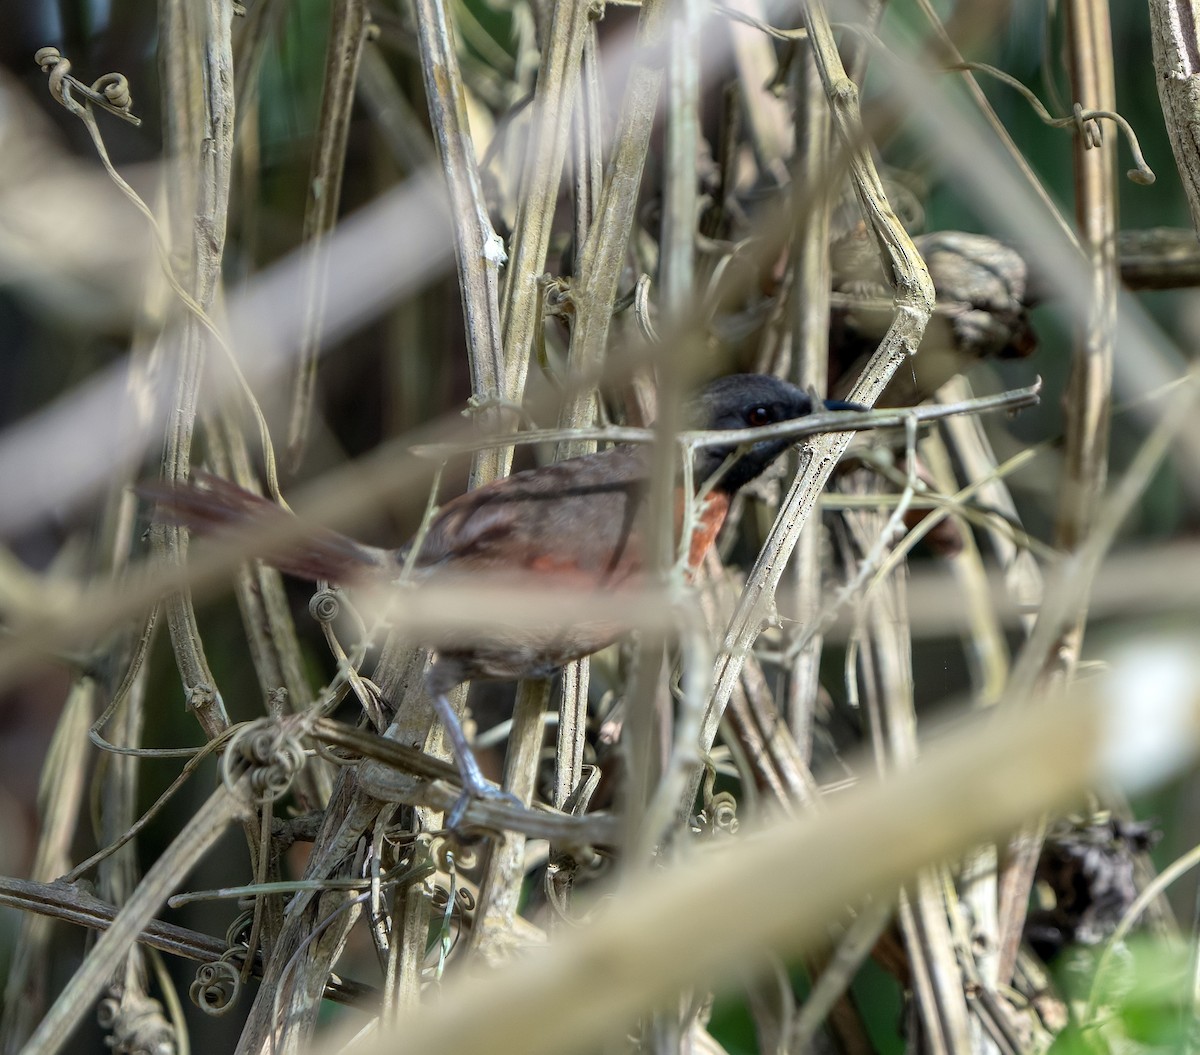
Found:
[1119,226,1200,287]
[553,662,589,813]
[549,656,589,923]
[204,419,306,944]
[1150,0,1200,237]
[725,0,792,182]
[938,377,1043,637]
[467,680,550,955]
[1005,368,1200,720]
[381,872,428,1025]
[318,729,621,843]
[636,621,713,861]
[787,48,834,757]
[499,0,592,402]
[333,677,1123,1055]
[249,648,434,1043]
[556,0,668,453]
[572,26,604,270]
[920,428,1005,991]
[286,0,370,469]
[208,411,330,810]
[156,0,235,740]
[550,0,669,885]
[738,963,792,1055]
[687,1,935,810]
[900,877,973,1055]
[475,1,596,944]
[849,495,973,1055]
[233,665,425,1049]
[0,876,372,1007]
[234,774,381,1054]
[413,0,507,486]
[413,0,537,966]
[95,669,163,1046]
[791,899,894,1051]
[357,43,437,172]
[997,0,1119,985]
[0,681,92,1050]
[619,0,705,868]
[23,780,253,1055]
[699,551,819,810]
[371,649,450,1014]
[551,15,600,873]
[661,0,700,317]
[921,426,1011,700]
[1058,0,1119,554]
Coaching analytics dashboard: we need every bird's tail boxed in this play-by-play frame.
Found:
[140,471,393,584]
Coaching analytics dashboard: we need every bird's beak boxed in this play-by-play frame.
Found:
[822,399,869,413]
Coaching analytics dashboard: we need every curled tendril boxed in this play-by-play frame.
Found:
[34,47,142,127]
[225,908,256,949]
[430,834,479,872]
[222,719,307,803]
[632,274,659,344]
[96,991,175,1053]
[455,887,476,912]
[948,61,1155,186]
[190,957,242,1016]
[708,791,740,834]
[694,761,740,835]
[308,588,341,623]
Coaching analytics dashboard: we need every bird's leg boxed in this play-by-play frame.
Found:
[431,692,523,827]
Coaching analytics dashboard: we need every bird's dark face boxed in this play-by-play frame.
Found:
[688,374,858,493]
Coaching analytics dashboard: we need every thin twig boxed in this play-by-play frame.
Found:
[286,0,371,470]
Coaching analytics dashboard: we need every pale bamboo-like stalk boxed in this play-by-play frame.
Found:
[499,0,593,402]
[787,47,833,758]
[997,0,1120,983]
[413,0,507,488]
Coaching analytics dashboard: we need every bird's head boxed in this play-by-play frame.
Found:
[688,374,863,492]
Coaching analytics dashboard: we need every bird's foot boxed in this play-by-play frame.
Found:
[431,692,526,828]
[445,777,525,829]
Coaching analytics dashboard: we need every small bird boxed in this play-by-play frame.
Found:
[147,374,860,819]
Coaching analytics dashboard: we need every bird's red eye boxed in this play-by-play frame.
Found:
[747,406,771,427]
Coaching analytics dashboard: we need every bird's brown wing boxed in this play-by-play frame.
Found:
[414,447,653,588]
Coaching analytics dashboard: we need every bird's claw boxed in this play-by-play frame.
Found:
[445,778,526,829]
